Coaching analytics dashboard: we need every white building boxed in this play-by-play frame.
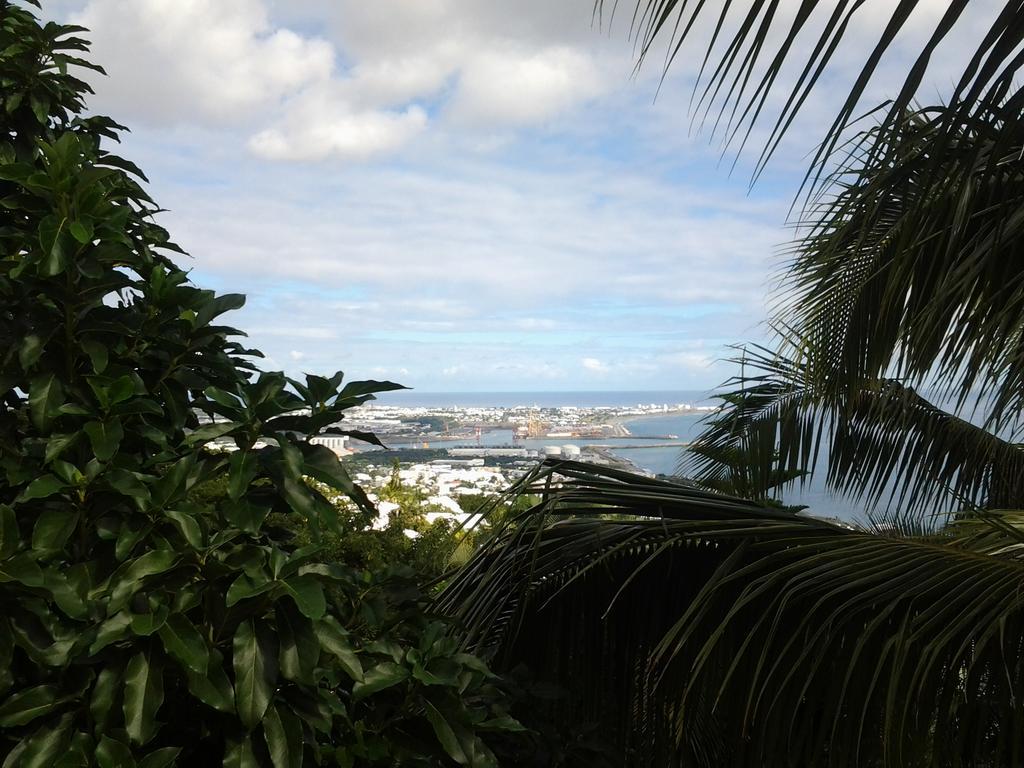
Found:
[309,435,351,456]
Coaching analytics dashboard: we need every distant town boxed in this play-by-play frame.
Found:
[206,400,716,526]
[339,400,717,448]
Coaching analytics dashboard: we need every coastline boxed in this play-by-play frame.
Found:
[604,407,714,432]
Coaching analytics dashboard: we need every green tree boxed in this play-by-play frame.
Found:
[0,3,518,765]
[441,3,1024,766]
[687,100,1024,521]
[286,474,477,578]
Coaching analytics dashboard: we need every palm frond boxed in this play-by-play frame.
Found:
[602,0,1023,184]
[780,100,1024,427]
[684,345,1024,519]
[440,459,1024,767]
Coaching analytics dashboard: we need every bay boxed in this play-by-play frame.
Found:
[618,413,871,523]
[375,390,872,524]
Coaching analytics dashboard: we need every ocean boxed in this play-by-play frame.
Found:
[374,390,872,523]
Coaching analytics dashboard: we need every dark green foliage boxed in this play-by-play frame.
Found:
[439,4,1024,767]
[687,98,1024,518]
[442,460,1024,767]
[300,473,469,578]
[0,3,518,765]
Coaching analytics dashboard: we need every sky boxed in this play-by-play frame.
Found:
[44,0,999,392]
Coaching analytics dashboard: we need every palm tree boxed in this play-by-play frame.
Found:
[439,460,1024,766]
[439,3,1024,765]
[687,98,1024,519]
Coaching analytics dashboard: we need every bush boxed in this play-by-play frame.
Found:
[0,3,518,765]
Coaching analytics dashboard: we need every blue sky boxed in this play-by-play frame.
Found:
[46,0,996,392]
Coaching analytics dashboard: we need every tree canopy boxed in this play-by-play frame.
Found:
[0,3,520,765]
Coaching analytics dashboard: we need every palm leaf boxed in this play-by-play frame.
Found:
[602,0,1022,185]
[440,459,1024,767]
[780,100,1024,427]
[685,344,1024,519]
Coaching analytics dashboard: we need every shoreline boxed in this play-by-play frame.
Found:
[608,409,712,436]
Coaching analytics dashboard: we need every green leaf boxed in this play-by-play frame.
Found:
[8,713,74,768]
[138,748,180,768]
[130,606,169,636]
[16,474,67,503]
[90,613,132,655]
[185,421,242,445]
[38,215,68,276]
[424,700,470,765]
[47,460,80,486]
[0,554,44,587]
[0,685,61,727]
[262,704,303,768]
[185,649,233,713]
[223,735,258,768]
[228,450,259,501]
[69,220,93,244]
[103,469,151,503]
[29,93,49,124]
[233,619,278,729]
[123,649,164,745]
[224,499,271,535]
[337,379,407,400]
[164,510,203,550]
[53,732,93,768]
[44,433,80,463]
[84,418,124,462]
[80,339,108,374]
[352,662,407,700]
[31,508,79,554]
[315,617,362,682]
[194,293,245,328]
[277,438,304,480]
[158,614,208,675]
[95,736,136,768]
[44,568,88,619]
[281,575,326,620]
[300,445,373,515]
[0,629,11,695]
[479,715,527,732]
[277,603,318,685]
[0,504,19,558]
[115,521,147,561]
[226,572,276,607]
[29,374,63,431]
[108,550,178,613]
[107,376,136,405]
[90,666,122,732]
[18,334,43,370]
[150,455,196,509]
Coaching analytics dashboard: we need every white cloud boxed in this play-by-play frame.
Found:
[582,357,609,373]
[249,100,427,161]
[450,45,604,126]
[66,0,625,163]
[288,350,306,361]
[72,0,334,123]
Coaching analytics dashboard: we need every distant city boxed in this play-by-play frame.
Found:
[341,400,717,449]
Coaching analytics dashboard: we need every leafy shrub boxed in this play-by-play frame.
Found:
[0,3,518,765]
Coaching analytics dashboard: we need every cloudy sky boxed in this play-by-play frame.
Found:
[45,1,994,393]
